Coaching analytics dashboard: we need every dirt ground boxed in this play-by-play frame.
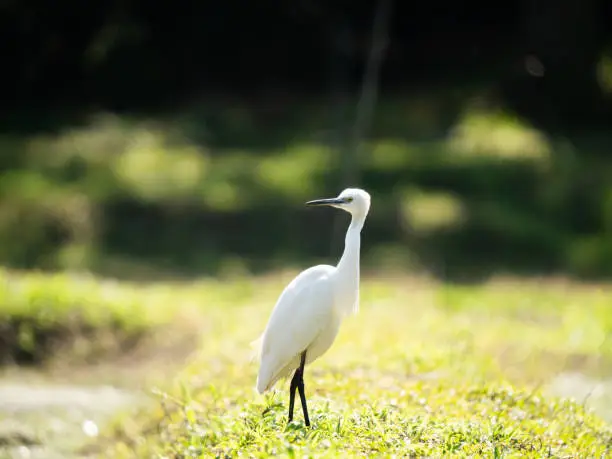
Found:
[0,333,199,459]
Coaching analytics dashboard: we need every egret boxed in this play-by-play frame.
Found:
[254,188,371,427]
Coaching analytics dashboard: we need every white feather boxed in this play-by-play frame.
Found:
[256,265,338,393]
[254,188,371,398]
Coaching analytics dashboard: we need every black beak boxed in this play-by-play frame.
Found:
[305,197,345,207]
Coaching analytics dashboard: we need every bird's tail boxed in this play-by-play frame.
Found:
[252,335,278,394]
[249,334,263,363]
[256,374,268,394]
[255,359,276,394]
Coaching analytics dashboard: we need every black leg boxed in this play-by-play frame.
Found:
[288,368,300,423]
[297,351,310,427]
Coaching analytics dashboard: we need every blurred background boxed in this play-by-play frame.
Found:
[3,0,612,283]
[2,2,612,456]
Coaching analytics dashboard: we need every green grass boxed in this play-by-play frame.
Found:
[90,274,612,458]
[0,268,267,365]
[0,268,609,456]
[0,267,184,365]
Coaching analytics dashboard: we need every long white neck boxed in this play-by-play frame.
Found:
[335,214,365,317]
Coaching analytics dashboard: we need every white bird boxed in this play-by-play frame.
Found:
[254,188,371,426]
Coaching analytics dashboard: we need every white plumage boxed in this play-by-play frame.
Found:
[253,188,371,425]
[256,264,338,393]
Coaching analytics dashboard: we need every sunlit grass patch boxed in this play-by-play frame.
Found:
[0,269,244,366]
[104,376,612,457]
[0,268,172,365]
[0,269,310,366]
[130,380,609,458]
[97,275,612,457]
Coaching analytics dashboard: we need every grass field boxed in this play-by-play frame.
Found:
[67,272,612,458]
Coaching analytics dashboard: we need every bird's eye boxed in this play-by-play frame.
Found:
[346,197,354,203]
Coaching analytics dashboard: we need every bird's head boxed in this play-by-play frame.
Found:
[306,188,371,218]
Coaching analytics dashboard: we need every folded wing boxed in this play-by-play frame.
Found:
[256,265,335,393]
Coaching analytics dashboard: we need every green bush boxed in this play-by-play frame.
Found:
[2,101,612,278]
[0,268,174,364]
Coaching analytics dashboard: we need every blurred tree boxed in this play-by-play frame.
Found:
[1,0,611,134]
[2,0,612,280]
